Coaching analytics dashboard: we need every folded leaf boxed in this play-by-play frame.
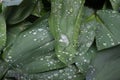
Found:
[2,0,23,6]
[2,17,54,64]
[6,0,37,24]
[77,14,96,57]
[49,0,85,64]
[96,10,120,50]
[74,7,96,74]
[0,14,6,51]
[75,46,97,74]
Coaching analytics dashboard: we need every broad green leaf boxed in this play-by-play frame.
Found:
[49,0,85,64]
[6,0,37,24]
[74,9,96,74]
[2,0,23,6]
[6,22,31,46]
[96,10,120,50]
[77,15,96,57]
[2,17,54,64]
[86,45,120,80]
[0,60,9,80]
[75,46,97,74]
[20,52,66,74]
[5,65,85,80]
[110,0,120,11]
[13,40,55,67]
[0,14,6,51]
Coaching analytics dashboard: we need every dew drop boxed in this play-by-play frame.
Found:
[33,32,37,35]
[103,43,107,46]
[33,39,37,41]
[23,35,26,37]
[111,42,115,45]
[57,55,61,57]
[59,34,69,46]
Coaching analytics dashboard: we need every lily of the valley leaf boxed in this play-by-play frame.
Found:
[96,10,120,50]
[49,0,85,64]
[2,0,23,6]
[0,14,6,51]
[2,17,53,64]
[5,65,85,80]
[6,0,37,24]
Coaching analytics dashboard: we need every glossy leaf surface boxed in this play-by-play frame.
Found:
[49,0,85,64]
[96,10,120,50]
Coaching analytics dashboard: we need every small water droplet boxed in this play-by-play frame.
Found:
[33,39,37,41]
[111,42,115,45]
[103,43,107,46]
[33,32,37,35]
[23,35,26,37]
[59,34,69,46]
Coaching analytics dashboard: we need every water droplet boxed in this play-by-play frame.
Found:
[50,61,53,64]
[38,29,43,31]
[86,43,91,47]
[57,55,61,57]
[59,34,69,46]
[23,35,26,37]
[40,58,43,60]
[68,76,72,79]
[111,42,115,45]
[8,56,12,59]
[59,70,63,73]
[103,43,107,46]
[33,32,37,35]
[33,39,37,41]
[84,59,87,62]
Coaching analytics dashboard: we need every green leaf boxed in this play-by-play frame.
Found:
[6,22,31,47]
[0,60,9,80]
[74,8,96,74]
[75,46,97,74]
[2,17,54,64]
[49,0,85,64]
[0,14,6,51]
[14,40,55,67]
[5,65,85,80]
[96,10,120,50]
[86,45,120,80]
[110,0,120,11]
[2,0,23,6]
[6,0,37,24]
[77,14,96,56]
[20,52,66,74]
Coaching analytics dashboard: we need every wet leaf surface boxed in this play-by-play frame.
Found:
[96,10,120,50]
[49,0,85,64]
